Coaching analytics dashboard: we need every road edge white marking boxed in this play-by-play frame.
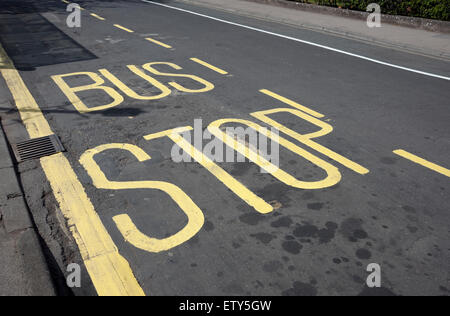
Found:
[142,0,450,81]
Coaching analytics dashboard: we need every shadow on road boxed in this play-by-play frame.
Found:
[0,105,147,118]
[0,0,97,70]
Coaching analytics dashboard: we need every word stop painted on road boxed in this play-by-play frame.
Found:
[79,89,369,253]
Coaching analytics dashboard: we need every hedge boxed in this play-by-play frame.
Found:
[288,0,450,21]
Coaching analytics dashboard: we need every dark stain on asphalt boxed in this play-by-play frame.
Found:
[340,218,369,242]
[257,183,291,206]
[293,221,338,244]
[239,213,265,225]
[204,220,215,232]
[293,223,318,238]
[230,162,253,176]
[356,248,372,260]
[282,281,317,296]
[271,216,293,228]
[352,275,364,284]
[301,191,315,200]
[251,232,276,244]
[282,240,303,254]
[440,286,449,293]
[307,202,324,210]
[353,229,368,239]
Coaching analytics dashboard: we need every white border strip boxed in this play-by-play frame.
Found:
[142,0,450,81]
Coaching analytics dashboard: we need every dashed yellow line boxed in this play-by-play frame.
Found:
[114,24,134,33]
[394,149,450,177]
[90,13,106,21]
[145,37,172,49]
[259,89,324,118]
[190,58,228,75]
[0,44,144,296]
[61,1,85,10]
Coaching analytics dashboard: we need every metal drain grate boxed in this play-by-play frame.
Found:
[11,135,65,162]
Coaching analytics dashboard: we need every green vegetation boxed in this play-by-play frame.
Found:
[288,0,450,21]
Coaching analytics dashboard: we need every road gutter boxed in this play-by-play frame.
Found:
[0,118,56,296]
[0,43,145,296]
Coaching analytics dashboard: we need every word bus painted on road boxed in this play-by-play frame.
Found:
[52,61,214,113]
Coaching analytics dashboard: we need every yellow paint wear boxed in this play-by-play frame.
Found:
[52,72,124,113]
[0,44,144,296]
[251,107,369,175]
[208,119,342,189]
[144,127,273,214]
[79,143,205,253]
[142,62,214,93]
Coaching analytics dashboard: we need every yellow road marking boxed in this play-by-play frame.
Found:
[114,24,134,33]
[393,149,450,177]
[80,143,205,253]
[0,44,144,296]
[62,1,84,11]
[0,46,10,69]
[190,58,228,75]
[252,108,369,175]
[52,71,125,113]
[143,62,215,93]
[0,57,52,138]
[259,89,324,118]
[99,66,171,100]
[208,119,342,189]
[144,127,273,214]
[145,37,172,49]
[90,13,105,21]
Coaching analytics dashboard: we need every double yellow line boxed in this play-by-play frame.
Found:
[0,45,144,296]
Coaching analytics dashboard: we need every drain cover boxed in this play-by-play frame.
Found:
[11,135,65,162]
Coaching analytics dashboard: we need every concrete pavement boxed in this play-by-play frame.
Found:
[0,117,55,296]
[179,0,450,59]
[0,0,449,296]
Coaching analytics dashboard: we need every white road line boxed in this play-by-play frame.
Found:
[142,0,450,81]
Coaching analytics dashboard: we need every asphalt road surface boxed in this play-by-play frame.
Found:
[0,0,449,296]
